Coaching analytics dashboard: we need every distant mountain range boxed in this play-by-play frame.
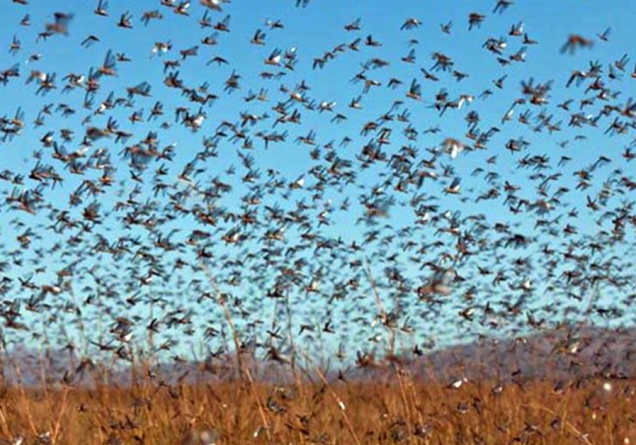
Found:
[411,324,636,382]
[2,324,634,386]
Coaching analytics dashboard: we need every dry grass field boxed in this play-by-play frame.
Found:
[0,365,634,445]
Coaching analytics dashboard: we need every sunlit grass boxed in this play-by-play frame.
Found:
[0,365,633,445]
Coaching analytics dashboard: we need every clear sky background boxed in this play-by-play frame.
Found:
[0,0,635,365]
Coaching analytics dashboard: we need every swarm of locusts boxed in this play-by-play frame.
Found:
[0,0,635,443]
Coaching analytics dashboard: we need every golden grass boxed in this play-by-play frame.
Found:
[0,371,634,445]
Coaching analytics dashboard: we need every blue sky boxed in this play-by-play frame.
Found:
[0,0,635,365]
